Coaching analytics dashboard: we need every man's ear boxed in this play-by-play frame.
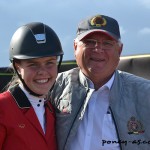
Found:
[119,43,123,56]
[117,42,123,56]
[74,39,78,58]
[74,39,77,51]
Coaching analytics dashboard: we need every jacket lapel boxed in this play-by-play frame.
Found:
[9,84,45,137]
[44,101,54,141]
[24,107,44,136]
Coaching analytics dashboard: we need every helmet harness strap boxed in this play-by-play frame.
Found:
[13,61,43,97]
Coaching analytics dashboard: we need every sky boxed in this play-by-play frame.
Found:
[0,0,150,67]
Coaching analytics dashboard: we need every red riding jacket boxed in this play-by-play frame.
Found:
[0,85,57,150]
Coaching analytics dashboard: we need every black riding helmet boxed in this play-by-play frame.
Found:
[9,22,63,62]
[9,22,64,96]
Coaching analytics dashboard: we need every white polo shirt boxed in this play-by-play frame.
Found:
[70,72,120,150]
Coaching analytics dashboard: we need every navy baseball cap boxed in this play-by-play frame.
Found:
[76,14,121,42]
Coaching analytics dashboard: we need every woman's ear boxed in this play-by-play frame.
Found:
[14,62,21,74]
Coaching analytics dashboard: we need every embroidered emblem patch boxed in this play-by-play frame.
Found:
[90,15,107,27]
[127,116,145,135]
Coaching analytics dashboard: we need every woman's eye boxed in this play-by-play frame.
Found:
[47,61,57,66]
[28,64,37,67]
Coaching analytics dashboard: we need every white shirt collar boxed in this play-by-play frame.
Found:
[80,71,115,90]
[19,84,46,108]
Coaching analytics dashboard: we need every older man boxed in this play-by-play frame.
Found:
[51,14,150,150]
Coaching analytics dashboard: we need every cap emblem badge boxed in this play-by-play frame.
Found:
[90,15,107,27]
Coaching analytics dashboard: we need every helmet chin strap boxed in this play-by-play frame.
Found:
[57,55,63,71]
[49,55,63,92]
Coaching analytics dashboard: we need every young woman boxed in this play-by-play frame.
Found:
[0,22,63,150]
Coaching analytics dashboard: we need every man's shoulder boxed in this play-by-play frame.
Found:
[57,67,80,81]
[119,70,149,81]
[117,70,150,88]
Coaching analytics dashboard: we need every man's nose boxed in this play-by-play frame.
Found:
[94,43,104,52]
